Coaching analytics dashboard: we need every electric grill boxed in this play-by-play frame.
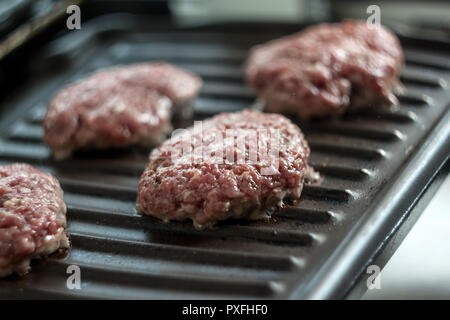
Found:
[0,2,449,299]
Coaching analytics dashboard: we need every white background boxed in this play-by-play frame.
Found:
[363,173,450,299]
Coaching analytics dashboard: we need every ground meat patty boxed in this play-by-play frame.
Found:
[44,62,202,159]
[137,109,317,229]
[245,20,403,120]
[0,164,68,278]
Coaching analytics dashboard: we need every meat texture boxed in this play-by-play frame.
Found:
[0,164,68,278]
[137,109,317,229]
[44,62,202,159]
[245,20,403,120]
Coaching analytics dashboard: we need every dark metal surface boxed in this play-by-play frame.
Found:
[0,13,449,299]
[0,0,33,39]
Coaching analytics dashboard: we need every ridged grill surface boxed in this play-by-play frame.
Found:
[0,16,449,299]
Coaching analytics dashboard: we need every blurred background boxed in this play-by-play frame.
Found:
[169,0,450,29]
[1,0,449,299]
[2,0,450,37]
[363,171,450,300]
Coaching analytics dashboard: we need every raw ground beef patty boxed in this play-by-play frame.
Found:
[137,109,317,229]
[0,164,69,278]
[44,62,202,159]
[245,20,404,120]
